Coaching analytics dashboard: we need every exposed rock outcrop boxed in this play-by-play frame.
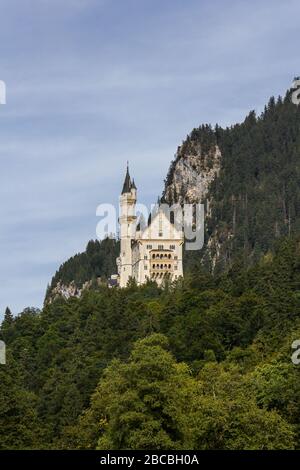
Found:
[46,278,103,304]
[163,141,221,205]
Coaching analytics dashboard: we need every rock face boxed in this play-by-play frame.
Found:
[46,278,103,304]
[162,130,222,271]
[163,124,221,209]
[48,281,82,302]
[163,141,221,205]
[163,93,300,273]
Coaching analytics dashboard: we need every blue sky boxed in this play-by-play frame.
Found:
[0,0,299,317]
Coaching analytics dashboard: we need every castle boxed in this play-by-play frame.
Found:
[117,166,184,287]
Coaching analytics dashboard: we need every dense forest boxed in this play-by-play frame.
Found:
[2,89,300,450]
[1,235,300,449]
[46,91,300,302]
[164,90,300,273]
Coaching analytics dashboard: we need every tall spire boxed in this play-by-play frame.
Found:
[121,162,132,194]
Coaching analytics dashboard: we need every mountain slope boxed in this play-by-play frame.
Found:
[45,238,119,302]
[164,91,300,272]
[47,89,300,297]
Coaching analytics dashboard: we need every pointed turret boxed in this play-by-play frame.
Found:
[122,163,132,194]
[118,164,137,287]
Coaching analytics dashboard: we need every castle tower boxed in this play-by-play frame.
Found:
[118,164,137,287]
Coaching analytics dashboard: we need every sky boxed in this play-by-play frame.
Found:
[0,0,299,318]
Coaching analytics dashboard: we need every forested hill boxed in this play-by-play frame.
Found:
[1,235,300,449]
[2,87,300,450]
[164,90,300,273]
[47,89,300,300]
[45,238,119,302]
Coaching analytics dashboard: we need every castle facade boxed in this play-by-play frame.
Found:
[117,166,184,287]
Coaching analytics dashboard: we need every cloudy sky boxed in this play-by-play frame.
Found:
[0,0,299,317]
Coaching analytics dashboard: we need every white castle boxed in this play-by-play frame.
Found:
[117,166,184,287]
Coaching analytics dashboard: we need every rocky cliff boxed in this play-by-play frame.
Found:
[163,142,221,206]
[163,92,300,273]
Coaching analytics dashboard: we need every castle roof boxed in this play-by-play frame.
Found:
[121,164,132,194]
[121,165,137,194]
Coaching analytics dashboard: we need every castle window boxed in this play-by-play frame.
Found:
[168,264,171,269]
[174,255,178,260]
[158,245,164,250]
[144,265,147,270]
[152,254,155,259]
[174,265,177,270]
[170,245,175,250]
[168,254,171,259]
[144,255,147,260]
[147,244,152,249]
[159,213,162,235]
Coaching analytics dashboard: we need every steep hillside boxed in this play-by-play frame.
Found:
[164,91,300,273]
[1,235,300,449]
[46,89,300,298]
[45,238,119,303]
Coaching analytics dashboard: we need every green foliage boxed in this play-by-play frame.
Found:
[73,337,295,450]
[46,237,119,300]
[0,351,43,449]
[3,90,300,450]
[164,93,300,273]
[1,235,300,449]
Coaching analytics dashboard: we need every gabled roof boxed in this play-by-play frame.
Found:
[141,207,183,240]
